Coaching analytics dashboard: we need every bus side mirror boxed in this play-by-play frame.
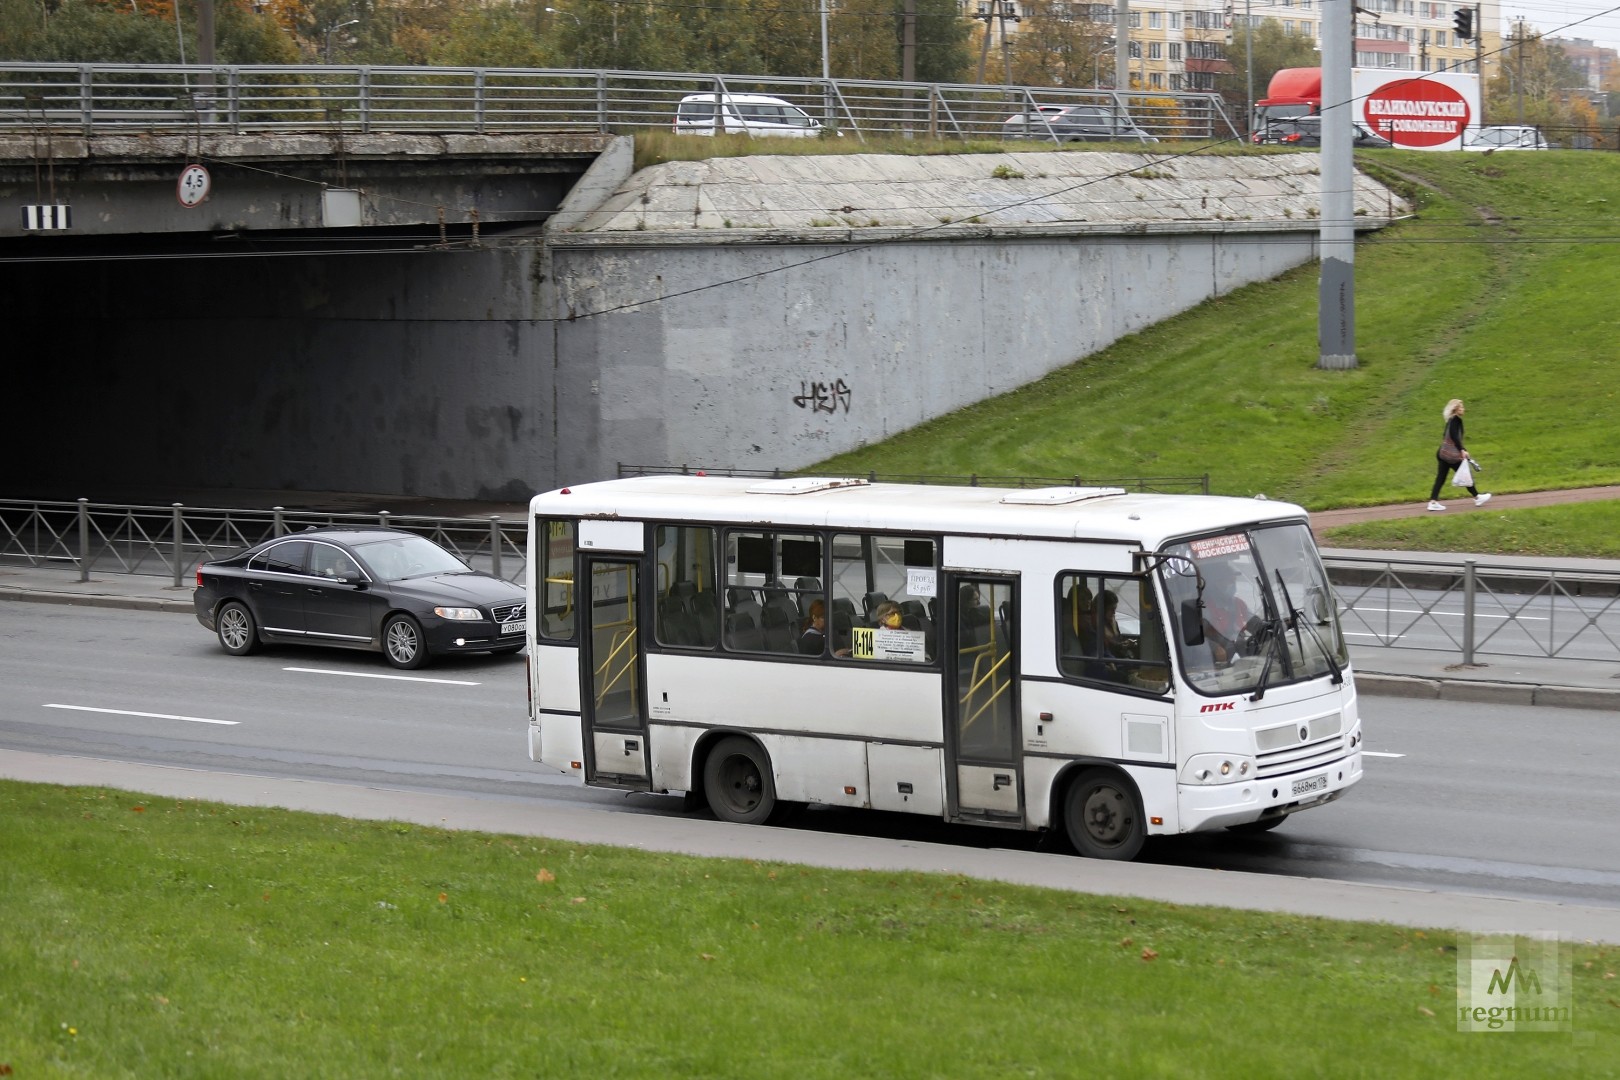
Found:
[1180,598,1205,646]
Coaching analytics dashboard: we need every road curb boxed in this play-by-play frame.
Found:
[1356,671,1620,711]
[0,587,192,614]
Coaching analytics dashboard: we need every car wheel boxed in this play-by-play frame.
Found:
[382,614,428,669]
[216,601,261,656]
[1063,769,1145,860]
[702,736,777,825]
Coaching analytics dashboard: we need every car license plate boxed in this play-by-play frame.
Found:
[500,620,525,635]
[1292,774,1328,797]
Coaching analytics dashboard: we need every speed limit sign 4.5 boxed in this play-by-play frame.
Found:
[177,164,211,208]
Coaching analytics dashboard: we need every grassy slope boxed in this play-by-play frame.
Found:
[4,781,1616,1076]
[806,152,1620,512]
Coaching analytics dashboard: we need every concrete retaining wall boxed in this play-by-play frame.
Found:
[4,144,1406,500]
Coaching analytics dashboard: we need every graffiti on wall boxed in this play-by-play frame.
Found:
[793,379,852,415]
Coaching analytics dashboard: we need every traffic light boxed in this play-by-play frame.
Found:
[1453,6,1473,40]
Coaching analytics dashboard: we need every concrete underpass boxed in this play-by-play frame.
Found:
[1,131,1407,502]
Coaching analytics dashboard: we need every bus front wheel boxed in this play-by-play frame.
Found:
[703,736,777,826]
[1063,769,1145,861]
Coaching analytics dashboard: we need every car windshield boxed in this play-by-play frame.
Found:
[1157,522,1347,697]
[352,533,470,582]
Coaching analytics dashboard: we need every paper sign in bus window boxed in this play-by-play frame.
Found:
[850,626,928,662]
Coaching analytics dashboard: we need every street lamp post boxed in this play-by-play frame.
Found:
[545,7,582,67]
[323,19,360,64]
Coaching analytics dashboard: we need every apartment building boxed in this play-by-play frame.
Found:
[968,0,1501,90]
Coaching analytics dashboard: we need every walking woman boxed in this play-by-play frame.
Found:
[1428,398,1491,511]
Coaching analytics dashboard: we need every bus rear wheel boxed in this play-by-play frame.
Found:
[703,736,777,826]
[1063,769,1145,861]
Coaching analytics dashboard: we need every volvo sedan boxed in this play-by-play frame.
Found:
[193,527,526,669]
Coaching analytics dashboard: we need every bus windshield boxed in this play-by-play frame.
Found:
[1158,522,1347,697]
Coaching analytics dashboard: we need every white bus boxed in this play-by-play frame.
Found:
[526,476,1362,860]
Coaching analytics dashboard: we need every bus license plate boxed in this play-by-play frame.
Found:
[501,620,526,635]
[1292,774,1328,797]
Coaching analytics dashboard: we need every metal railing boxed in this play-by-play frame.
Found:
[1325,554,1620,666]
[0,62,1241,144]
[7,495,1617,666]
[0,499,527,587]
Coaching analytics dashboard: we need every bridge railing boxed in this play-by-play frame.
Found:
[0,62,1241,143]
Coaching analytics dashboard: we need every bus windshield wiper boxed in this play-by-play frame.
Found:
[1274,569,1343,686]
[1247,573,1287,701]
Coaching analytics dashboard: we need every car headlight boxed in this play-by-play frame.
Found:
[1180,753,1256,785]
[433,606,482,621]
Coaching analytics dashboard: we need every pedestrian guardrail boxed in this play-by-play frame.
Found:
[0,62,1241,144]
[7,496,1617,667]
[1324,554,1620,666]
[0,499,527,587]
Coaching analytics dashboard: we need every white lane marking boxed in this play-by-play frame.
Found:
[45,703,239,726]
[1348,605,1549,622]
[1361,750,1405,758]
[283,667,480,686]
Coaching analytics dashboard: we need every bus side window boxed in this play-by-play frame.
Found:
[1056,572,1168,694]
[537,518,576,641]
[654,525,719,649]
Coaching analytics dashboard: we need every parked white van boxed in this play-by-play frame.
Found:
[673,93,824,138]
[1462,125,1550,151]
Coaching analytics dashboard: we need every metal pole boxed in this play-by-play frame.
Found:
[1244,0,1253,135]
[820,0,829,82]
[273,506,285,536]
[1515,20,1525,125]
[490,516,504,581]
[1317,0,1357,370]
[172,503,185,589]
[1115,0,1130,92]
[77,498,89,583]
[1462,559,1476,664]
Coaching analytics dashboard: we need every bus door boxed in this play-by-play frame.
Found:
[581,557,649,787]
[946,575,1022,821]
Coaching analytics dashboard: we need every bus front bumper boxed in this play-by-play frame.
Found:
[1177,752,1362,833]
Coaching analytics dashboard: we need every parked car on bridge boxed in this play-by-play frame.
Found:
[673,93,824,138]
[193,528,525,669]
[1252,116,1394,149]
[1002,105,1158,143]
[1461,125,1549,151]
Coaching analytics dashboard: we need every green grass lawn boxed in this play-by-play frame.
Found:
[3,780,1616,1077]
[808,152,1620,530]
[1321,499,1620,557]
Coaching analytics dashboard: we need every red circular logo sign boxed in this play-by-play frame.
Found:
[1362,80,1471,148]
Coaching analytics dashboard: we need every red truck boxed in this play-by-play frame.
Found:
[1253,67,1483,151]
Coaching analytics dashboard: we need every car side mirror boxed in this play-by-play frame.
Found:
[1180,598,1205,647]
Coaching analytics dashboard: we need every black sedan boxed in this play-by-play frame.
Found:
[193,527,526,669]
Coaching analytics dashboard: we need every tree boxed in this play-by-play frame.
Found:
[1005,1,1110,89]
[1485,29,1587,135]
[1215,18,1318,123]
[905,0,972,84]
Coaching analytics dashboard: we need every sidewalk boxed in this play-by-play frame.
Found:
[3,560,1616,711]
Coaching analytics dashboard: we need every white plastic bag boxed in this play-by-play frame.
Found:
[1452,459,1474,487]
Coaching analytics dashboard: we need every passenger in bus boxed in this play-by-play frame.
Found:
[1200,567,1254,666]
[800,599,828,655]
[1098,590,1139,659]
[872,601,903,629]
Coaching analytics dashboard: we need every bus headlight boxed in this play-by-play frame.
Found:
[434,606,482,621]
[1181,754,1257,785]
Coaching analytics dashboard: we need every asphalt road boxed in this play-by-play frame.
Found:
[4,601,1618,919]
